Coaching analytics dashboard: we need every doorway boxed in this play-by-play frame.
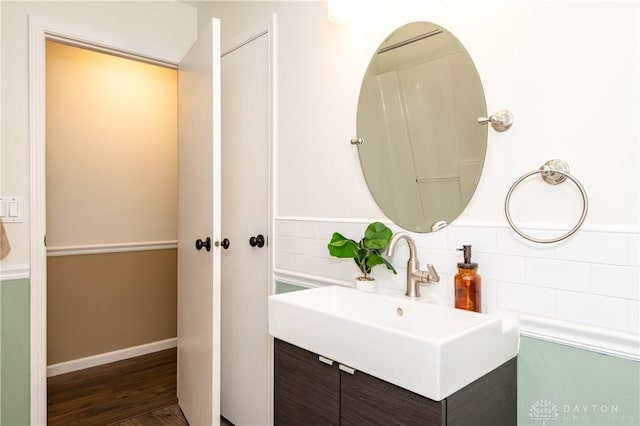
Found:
[30,16,275,425]
[44,40,179,376]
[28,21,189,422]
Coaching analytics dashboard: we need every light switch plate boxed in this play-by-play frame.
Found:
[0,196,24,223]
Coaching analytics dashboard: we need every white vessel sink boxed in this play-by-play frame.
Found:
[269,285,518,401]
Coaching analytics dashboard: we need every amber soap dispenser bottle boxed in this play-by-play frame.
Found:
[455,245,482,313]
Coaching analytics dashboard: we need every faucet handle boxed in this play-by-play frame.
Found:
[426,264,440,283]
[413,264,440,286]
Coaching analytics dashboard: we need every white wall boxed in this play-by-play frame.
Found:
[203,0,639,229]
[202,1,639,353]
[0,1,197,267]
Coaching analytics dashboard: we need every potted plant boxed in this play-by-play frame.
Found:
[328,222,397,291]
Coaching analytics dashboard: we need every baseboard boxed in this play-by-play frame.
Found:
[47,337,177,377]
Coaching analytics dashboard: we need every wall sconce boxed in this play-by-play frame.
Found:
[328,0,356,24]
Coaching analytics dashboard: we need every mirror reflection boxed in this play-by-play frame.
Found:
[357,22,487,233]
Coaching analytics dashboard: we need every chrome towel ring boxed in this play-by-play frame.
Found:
[505,159,588,244]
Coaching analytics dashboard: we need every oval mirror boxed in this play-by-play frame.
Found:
[357,22,487,233]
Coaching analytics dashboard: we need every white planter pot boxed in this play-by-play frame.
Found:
[354,278,376,293]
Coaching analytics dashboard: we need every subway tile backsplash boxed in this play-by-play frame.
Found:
[629,301,640,334]
[524,258,591,291]
[496,282,557,317]
[629,233,639,267]
[274,218,640,336]
[555,290,629,331]
[591,264,640,300]
[554,231,630,266]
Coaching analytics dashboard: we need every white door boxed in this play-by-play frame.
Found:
[177,18,222,426]
[220,24,272,426]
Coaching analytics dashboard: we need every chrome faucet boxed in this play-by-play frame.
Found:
[386,232,440,298]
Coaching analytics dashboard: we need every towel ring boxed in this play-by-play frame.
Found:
[505,160,588,244]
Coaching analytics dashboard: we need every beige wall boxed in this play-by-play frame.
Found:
[46,41,177,246]
[0,0,196,267]
[47,249,177,364]
[45,41,178,364]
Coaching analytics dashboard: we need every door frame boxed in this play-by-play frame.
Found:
[220,14,277,424]
[28,17,185,425]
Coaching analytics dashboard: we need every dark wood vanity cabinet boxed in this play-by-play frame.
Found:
[274,338,340,425]
[340,363,445,425]
[274,339,516,426]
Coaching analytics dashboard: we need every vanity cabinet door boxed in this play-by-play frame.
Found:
[274,339,516,425]
[274,339,340,425]
[340,369,446,426]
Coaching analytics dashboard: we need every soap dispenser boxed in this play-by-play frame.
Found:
[455,245,482,312]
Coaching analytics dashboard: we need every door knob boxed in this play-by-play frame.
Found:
[215,238,230,249]
[195,237,212,252]
[249,234,266,248]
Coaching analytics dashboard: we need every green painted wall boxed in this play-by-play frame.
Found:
[518,336,639,425]
[275,281,307,294]
[0,278,30,426]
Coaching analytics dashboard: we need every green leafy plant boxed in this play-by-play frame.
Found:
[328,222,397,280]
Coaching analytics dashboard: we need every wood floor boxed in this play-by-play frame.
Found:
[48,348,236,425]
[48,348,183,425]
[109,405,188,426]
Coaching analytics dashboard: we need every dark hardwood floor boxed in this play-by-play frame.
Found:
[109,405,189,426]
[48,348,237,425]
[48,348,184,425]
